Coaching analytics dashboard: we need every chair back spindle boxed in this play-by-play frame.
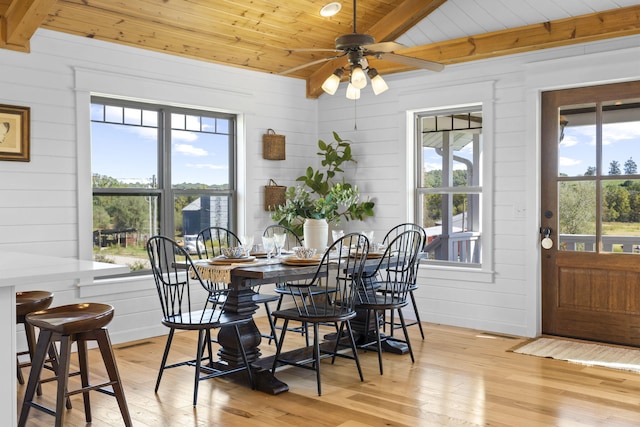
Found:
[196,227,242,259]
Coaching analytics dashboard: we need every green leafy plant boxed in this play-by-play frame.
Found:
[271,132,375,235]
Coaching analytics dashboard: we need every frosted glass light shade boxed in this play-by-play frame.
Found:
[346,83,360,100]
[321,68,344,95]
[350,66,367,89]
[367,68,389,95]
[321,74,341,95]
[370,74,389,95]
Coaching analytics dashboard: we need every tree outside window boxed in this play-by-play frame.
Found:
[91,98,236,274]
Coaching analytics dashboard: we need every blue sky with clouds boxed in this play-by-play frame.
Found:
[91,105,230,186]
[560,122,640,177]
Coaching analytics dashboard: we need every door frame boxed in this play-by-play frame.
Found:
[522,46,640,338]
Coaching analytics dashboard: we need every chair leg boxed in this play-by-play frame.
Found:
[397,309,414,363]
[409,290,425,339]
[374,310,384,375]
[313,322,322,396]
[234,325,254,389]
[345,320,364,382]
[155,329,175,393]
[331,321,346,364]
[95,329,133,426]
[193,329,206,406]
[205,329,214,365]
[264,302,278,347]
[304,321,310,347]
[271,319,289,373]
[388,309,395,337]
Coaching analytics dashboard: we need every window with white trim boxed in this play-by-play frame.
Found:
[416,106,482,266]
[90,97,236,273]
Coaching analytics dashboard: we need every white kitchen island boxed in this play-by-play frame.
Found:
[0,252,129,427]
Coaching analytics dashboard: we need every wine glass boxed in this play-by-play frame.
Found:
[359,230,374,249]
[331,229,344,256]
[273,233,286,257]
[261,236,275,259]
[240,235,254,257]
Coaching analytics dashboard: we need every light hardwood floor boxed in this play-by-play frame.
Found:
[16,317,640,426]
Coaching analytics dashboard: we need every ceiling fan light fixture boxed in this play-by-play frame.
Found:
[350,65,367,89]
[321,68,345,95]
[367,68,389,95]
[346,83,360,100]
[320,2,342,17]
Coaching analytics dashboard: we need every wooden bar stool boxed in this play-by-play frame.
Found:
[18,303,132,427]
[16,291,54,388]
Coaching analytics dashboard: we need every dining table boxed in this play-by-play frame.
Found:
[193,255,323,394]
[191,250,405,395]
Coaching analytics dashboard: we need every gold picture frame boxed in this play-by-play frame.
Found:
[0,104,30,162]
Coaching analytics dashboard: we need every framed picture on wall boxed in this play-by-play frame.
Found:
[0,104,30,162]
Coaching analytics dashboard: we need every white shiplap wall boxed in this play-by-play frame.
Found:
[1,27,639,348]
[318,35,640,337]
[0,29,318,346]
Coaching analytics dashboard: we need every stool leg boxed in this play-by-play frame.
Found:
[45,340,73,410]
[24,322,44,395]
[77,336,92,423]
[17,355,24,384]
[95,329,132,426]
[18,329,53,427]
[55,335,73,427]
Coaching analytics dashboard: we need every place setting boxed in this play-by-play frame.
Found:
[207,247,257,265]
[281,247,322,266]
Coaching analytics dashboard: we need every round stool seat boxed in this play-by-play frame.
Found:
[16,291,53,319]
[26,303,114,335]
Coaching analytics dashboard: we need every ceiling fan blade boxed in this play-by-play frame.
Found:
[278,55,343,75]
[377,52,444,72]
[362,41,407,53]
[287,48,340,53]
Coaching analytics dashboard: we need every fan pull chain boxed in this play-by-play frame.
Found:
[353,99,358,130]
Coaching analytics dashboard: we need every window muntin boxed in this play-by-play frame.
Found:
[416,107,482,266]
[558,99,640,253]
[91,98,236,274]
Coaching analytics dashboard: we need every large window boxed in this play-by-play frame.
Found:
[91,97,236,273]
[416,106,482,266]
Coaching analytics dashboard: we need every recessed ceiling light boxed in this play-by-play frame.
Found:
[320,2,342,17]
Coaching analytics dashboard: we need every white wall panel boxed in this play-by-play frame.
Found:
[0,28,316,346]
[319,35,640,338]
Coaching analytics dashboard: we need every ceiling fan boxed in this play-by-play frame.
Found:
[279,0,444,97]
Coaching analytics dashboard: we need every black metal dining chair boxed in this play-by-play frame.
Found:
[195,226,280,345]
[381,223,427,340]
[146,235,254,406]
[356,229,423,375]
[270,233,369,396]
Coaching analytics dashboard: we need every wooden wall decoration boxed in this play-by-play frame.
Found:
[0,104,30,162]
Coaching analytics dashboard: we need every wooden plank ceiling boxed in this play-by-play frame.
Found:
[1,0,640,98]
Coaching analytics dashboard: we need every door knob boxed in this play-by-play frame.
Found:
[540,227,553,249]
